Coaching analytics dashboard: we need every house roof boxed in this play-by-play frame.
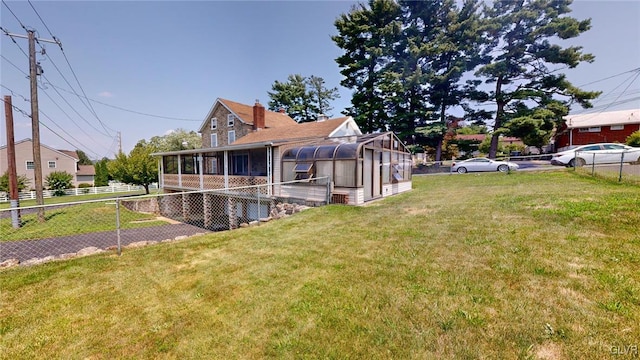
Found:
[58,150,79,159]
[198,98,297,132]
[564,108,640,129]
[1,138,79,161]
[77,165,96,176]
[231,117,359,145]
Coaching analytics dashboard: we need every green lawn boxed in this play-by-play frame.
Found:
[0,197,164,241]
[1,171,638,359]
[0,190,147,209]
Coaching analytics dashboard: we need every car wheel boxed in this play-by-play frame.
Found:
[457,167,467,174]
[497,164,508,172]
[568,158,576,167]
[576,158,586,167]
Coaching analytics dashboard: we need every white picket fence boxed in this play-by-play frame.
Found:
[0,183,159,202]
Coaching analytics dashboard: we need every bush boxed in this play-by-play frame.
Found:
[77,183,93,194]
[0,171,30,193]
[626,130,640,147]
[45,171,73,196]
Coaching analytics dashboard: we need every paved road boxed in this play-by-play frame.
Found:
[1,223,210,262]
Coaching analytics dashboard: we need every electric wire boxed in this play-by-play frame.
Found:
[1,85,104,157]
[1,0,29,31]
[44,82,202,122]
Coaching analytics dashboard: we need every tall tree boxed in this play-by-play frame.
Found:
[333,0,402,133]
[307,75,340,117]
[411,0,486,161]
[476,0,600,158]
[94,157,111,187]
[148,128,201,152]
[108,140,158,194]
[75,150,93,165]
[267,74,339,122]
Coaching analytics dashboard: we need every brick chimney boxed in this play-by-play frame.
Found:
[253,100,265,130]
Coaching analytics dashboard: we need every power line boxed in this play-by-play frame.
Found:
[0,26,30,59]
[577,67,640,88]
[1,0,29,31]
[45,82,202,121]
[1,54,29,77]
[2,85,106,158]
[27,0,57,42]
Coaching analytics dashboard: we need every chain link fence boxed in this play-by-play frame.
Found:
[572,149,640,185]
[0,178,330,267]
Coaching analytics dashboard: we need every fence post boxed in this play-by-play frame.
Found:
[618,151,625,182]
[116,197,122,256]
[591,153,596,176]
[257,185,261,225]
[326,178,331,204]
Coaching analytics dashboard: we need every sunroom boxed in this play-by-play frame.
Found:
[280,132,412,205]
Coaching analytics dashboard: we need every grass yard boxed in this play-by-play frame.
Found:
[0,190,147,209]
[1,171,638,359]
[0,199,165,242]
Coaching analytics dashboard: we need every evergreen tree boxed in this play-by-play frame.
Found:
[476,0,600,158]
[268,74,339,122]
[410,0,486,161]
[94,158,111,187]
[75,150,93,165]
[333,0,402,133]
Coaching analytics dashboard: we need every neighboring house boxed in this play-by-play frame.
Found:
[0,139,95,188]
[554,109,640,151]
[153,98,412,209]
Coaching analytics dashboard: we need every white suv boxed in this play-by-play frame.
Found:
[550,143,640,167]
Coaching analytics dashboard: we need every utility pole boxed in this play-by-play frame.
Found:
[4,29,58,222]
[28,30,45,222]
[118,131,122,154]
[4,95,21,228]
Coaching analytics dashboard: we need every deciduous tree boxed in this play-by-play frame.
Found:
[108,140,158,194]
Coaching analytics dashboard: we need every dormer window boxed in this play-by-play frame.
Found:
[227,114,234,127]
[210,117,217,130]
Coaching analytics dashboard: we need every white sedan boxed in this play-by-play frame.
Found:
[451,158,519,174]
[550,143,640,167]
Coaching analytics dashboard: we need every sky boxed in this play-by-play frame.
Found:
[1,0,639,158]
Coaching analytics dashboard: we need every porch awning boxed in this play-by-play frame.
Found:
[152,141,274,156]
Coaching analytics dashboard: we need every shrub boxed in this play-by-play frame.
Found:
[0,171,30,193]
[45,171,73,196]
[626,130,640,147]
[77,183,93,194]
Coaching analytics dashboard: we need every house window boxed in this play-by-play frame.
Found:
[228,130,236,144]
[231,153,248,175]
[210,117,217,130]
[227,114,234,127]
[293,162,314,180]
[211,134,218,147]
[26,161,35,170]
[578,127,601,133]
[610,125,624,131]
[48,161,56,168]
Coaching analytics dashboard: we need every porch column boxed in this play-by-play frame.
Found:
[223,150,229,189]
[198,154,204,190]
[158,158,163,188]
[177,154,182,188]
[266,146,272,195]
